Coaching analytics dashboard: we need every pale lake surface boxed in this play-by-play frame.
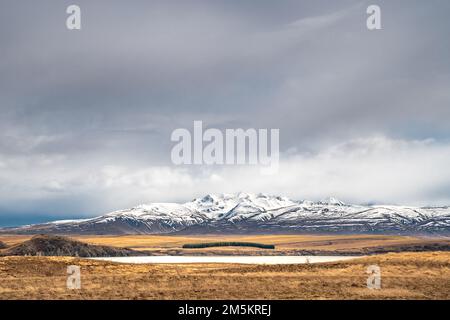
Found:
[90,256,361,265]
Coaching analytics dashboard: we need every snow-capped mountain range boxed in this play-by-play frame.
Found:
[2,193,450,235]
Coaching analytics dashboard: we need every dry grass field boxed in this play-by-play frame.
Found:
[2,234,448,255]
[74,234,450,255]
[0,234,449,300]
[0,252,449,300]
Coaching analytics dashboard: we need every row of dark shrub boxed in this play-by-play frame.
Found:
[182,242,275,249]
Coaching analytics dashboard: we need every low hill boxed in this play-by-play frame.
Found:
[0,241,7,249]
[0,234,145,257]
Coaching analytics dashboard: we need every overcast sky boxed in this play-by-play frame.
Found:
[0,0,449,225]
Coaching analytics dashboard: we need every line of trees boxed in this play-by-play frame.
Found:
[182,242,275,249]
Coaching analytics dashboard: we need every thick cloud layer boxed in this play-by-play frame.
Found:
[0,1,449,223]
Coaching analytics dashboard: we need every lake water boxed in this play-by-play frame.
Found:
[91,255,361,265]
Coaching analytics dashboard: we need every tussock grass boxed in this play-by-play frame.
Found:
[0,252,449,300]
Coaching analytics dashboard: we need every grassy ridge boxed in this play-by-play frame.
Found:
[182,242,275,249]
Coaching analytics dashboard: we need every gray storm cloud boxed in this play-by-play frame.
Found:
[0,0,449,222]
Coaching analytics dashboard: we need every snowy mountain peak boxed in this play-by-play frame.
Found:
[184,193,297,219]
[320,197,346,206]
[198,194,219,204]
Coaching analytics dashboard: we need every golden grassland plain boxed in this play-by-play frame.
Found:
[2,234,448,255]
[0,234,449,299]
[0,252,449,299]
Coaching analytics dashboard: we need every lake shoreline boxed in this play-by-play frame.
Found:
[89,255,363,265]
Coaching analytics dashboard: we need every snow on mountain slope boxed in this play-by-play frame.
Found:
[185,193,297,222]
[2,193,450,235]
